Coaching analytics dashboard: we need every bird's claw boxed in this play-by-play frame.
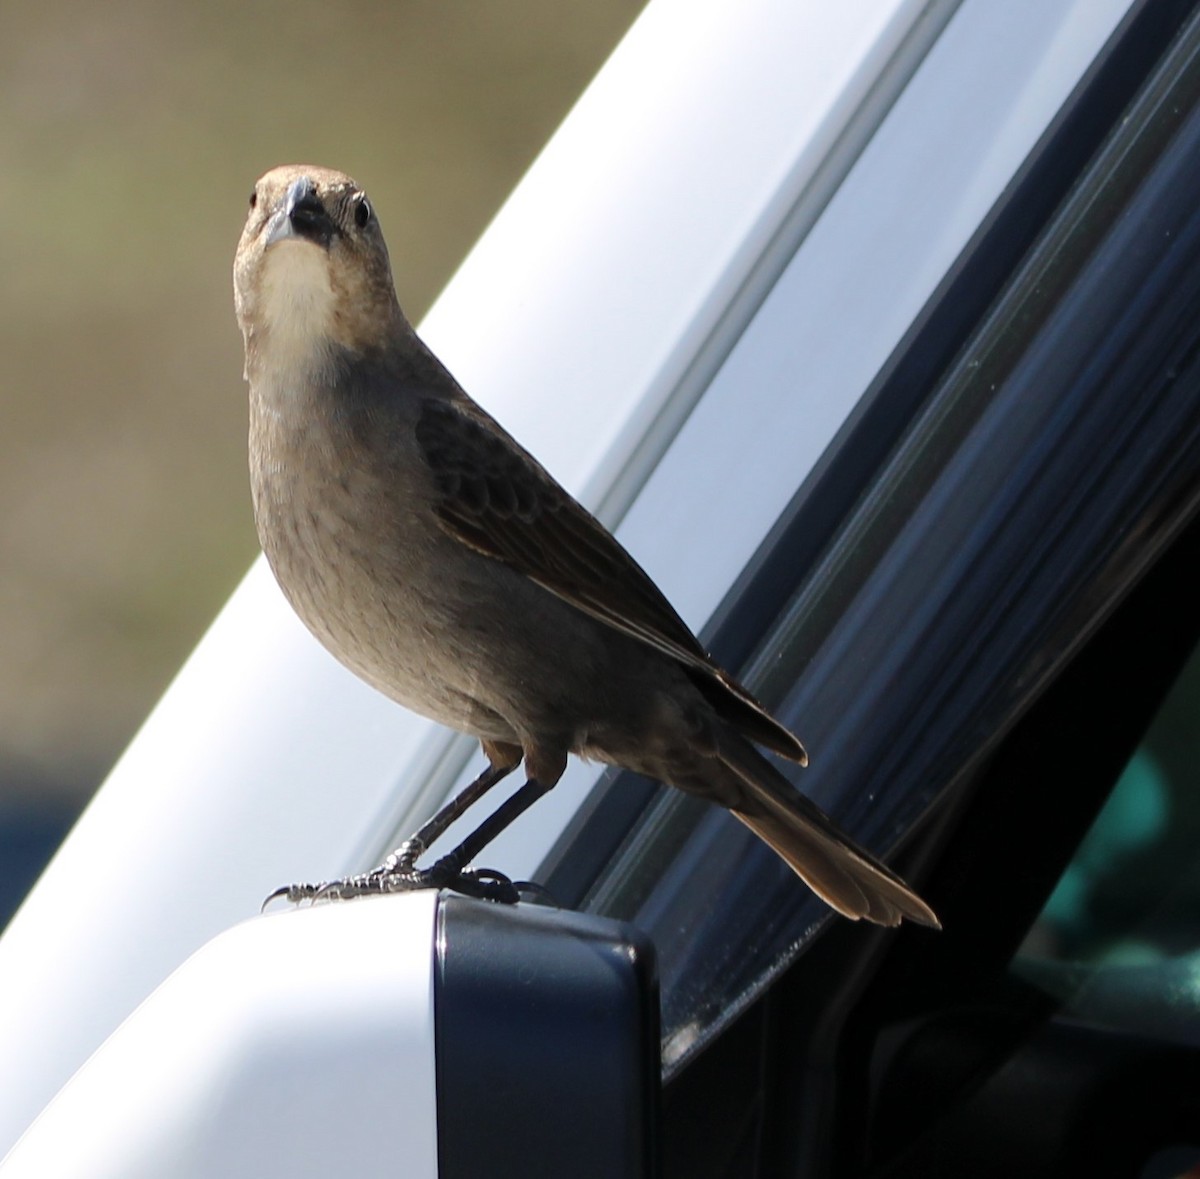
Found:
[262,861,535,910]
[439,866,521,904]
[260,867,422,911]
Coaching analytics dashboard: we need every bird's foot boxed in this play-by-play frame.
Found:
[437,866,553,904]
[407,852,540,904]
[260,864,423,910]
[262,859,537,910]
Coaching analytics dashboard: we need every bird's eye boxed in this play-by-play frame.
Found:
[249,189,258,210]
[354,197,372,229]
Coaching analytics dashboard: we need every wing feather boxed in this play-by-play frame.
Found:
[415,397,807,763]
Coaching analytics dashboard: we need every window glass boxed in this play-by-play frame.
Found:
[540,5,1200,1076]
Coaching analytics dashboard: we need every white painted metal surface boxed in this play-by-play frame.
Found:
[0,892,439,1179]
[0,0,1133,1163]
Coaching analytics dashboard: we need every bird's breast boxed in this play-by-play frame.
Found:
[246,376,516,740]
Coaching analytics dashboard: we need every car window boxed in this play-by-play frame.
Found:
[539,0,1200,1080]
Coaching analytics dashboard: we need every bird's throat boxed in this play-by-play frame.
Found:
[255,241,338,378]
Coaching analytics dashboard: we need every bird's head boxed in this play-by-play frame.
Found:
[234,165,402,379]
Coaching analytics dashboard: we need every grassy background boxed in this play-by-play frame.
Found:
[0,0,645,916]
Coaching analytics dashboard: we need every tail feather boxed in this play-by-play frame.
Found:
[717,733,939,928]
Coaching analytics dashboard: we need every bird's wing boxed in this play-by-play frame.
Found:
[417,397,707,660]
[415,397,808,764]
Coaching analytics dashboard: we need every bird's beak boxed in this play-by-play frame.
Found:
[265,176,336,250]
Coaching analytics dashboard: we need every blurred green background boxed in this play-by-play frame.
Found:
[0,0,645,921]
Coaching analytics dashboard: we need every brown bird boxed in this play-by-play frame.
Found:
[235,164,938,927]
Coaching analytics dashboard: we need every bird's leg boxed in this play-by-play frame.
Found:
[414,746,565,900]
[417,775,554,897]
[384,750,520,872]
[262,741,523,909]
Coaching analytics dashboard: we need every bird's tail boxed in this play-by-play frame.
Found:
[717,731,940,928]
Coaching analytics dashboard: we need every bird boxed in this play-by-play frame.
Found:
[234,164,939,928]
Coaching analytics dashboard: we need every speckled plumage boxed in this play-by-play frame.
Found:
[234,165,938,926]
